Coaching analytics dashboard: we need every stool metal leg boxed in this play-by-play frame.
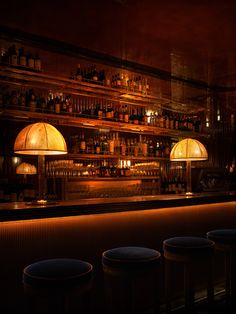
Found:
[164,259,172,314]
[231,250,236,308]
[206,256,214,314]
[225,250,231,306]
[184,262,195,313]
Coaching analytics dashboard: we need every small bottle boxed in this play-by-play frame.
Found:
[34,52,41,71]
[19,47,27,67]
[29,89,37,112]
[75,64,82,81]
[79,132,86,153]
[27,52,35,68]
[9,44,18,66]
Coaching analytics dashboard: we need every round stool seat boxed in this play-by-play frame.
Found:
[207,229,236,247]
[207,229,236,308]
[102,246,161,314]
[23,258,93,288]
[102,246,161,269]
[163,237,215,313]
[163,236,215,262]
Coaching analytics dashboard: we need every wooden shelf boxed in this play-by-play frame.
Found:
[0,64,206,112]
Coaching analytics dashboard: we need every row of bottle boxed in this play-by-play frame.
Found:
[46,159,160,178]
[69,132,172,158]
[1,44,42,71]
[1,88,200,131]
[70,63,150,94]
[161,175,187,194]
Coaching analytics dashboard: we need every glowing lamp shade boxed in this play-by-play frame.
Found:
[170,138,208,161]
[16,162,37,175]
[14,122,67,155]
[14,122,67,202]
[170,138,208,194]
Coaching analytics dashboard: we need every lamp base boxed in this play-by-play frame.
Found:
[26,199,58,206]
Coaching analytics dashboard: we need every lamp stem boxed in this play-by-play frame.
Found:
[38,155,46,200]
[186,160,192,194]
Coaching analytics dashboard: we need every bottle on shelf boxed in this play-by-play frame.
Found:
[9,44,18,66]
[34,52,41,71]
[18,47,27,67]
[75,63,82,81]
[27,52,35,69]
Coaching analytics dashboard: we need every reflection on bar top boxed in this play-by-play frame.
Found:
[0,191,235,211]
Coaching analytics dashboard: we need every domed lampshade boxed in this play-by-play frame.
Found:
[16,162,37,175]
[170,138,208,195]
[14,122,67,155]
[170,138,208,161]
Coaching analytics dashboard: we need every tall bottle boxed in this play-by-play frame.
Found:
[9,44,18,66]
[19,47,27,67]
[75,64,82,81]
[79,132,86,153]
[34,52,41,71]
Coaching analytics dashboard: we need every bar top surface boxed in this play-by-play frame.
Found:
[0,191,235,222]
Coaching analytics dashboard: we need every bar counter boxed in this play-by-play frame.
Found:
[0,192,235,312]
[0,191,235,221]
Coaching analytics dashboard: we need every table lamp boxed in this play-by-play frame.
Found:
[14,122,67,204]
[170,138,208,195]
[16,162,37,178]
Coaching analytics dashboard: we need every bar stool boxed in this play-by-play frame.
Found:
[102,246,161,314]
[207,229,236,308]
[163,236,215,313]
[23,258,93,314]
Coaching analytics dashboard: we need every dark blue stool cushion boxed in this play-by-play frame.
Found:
[163,237,215,257]
[207,229,236,246]
[102,246,161,269]
[23,258,93,288]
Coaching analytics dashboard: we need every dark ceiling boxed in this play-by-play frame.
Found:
[1,0,236,112]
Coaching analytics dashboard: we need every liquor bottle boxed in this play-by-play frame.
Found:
[123,105,129,123]
[47,91,54,112]
[95,138,101,154]
[19,88,26,110]
[19,47,27,67]
[9,44,18,66]
[114,105,119,122]
[116,73,122,88]
[98,69,106,85]
[98,102,103,120]
[75,64,82,81]
[133,138,139,157]
[169,112,174,129]
[133,108,139,125]
[148,139,155,157]
[142,136,148,157]
[144,110,149,126]
[114,132,121,155]
[34,52,41,71]
[120,137,126,156]
[54,95,61,114]
[108,133,115,155]
[27,52,35,68]
[92,64,99,82]
[106,103,113,120]
[165,112,170,129]
[28,89,37,112]
[79,132,86,153]
[155,141,161,157]
[119,105,124,122]
[159,114,164,128]
[10,90,19,108]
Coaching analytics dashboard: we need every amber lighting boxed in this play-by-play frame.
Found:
[14,122,67,155]
[170,138,208,195]
[16,162,37,175]
[14,122,67,203]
